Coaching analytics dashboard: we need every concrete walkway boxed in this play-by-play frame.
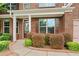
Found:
[9,40,79,56]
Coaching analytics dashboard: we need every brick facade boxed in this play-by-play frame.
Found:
[1,3,79,40]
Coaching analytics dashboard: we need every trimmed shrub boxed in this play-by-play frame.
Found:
[27,32,33,39]
[32,33,45,48]
[49,34,64,49]
[66,42,79,51]
[44,33,50,45]
[0,41,10,51]
[0,33,3,36]
[3,33,12,39]
[63,33,72,45]
[0,33,12,41]
[24,38,32,47]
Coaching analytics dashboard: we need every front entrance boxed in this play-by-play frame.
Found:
[24,19,29,38]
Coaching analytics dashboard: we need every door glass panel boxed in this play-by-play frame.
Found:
[24,21,29,33]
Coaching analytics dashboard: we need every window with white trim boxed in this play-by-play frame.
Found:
[39,3,55,7]
[39,18,58,33]
[23,3,30,9]
[4,19,10,33]
[4,19,18,33]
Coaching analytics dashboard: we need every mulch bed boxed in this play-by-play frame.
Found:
[28,45,79,54]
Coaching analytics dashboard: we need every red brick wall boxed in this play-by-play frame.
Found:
[58,16,65,33]
[56,3,64,7]
[30,3,38,9]
[10,18,24,40]
[18,3,64,9]
[64,12,73,36]
[72,3,79,19]
[31,18,39,33]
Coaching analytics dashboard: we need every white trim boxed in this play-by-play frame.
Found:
[28,15,31,32]
[0,14,10,18]
[22,19,24,38]
[13,12,64,16]
[10,3,12,16]
[13,16,16,42]
[39,19,40,33]
[9,7,74,13]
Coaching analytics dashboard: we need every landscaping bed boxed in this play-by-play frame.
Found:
[0,33,12,52]
[24,32,79,52]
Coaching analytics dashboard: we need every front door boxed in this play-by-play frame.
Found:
[24,20,29,38]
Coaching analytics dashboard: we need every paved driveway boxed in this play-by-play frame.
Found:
[9,40,79,56]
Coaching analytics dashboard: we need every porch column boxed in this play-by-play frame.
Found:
[29,15,31,32]
[13,16,16,42]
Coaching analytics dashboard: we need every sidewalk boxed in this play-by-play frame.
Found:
[9,40,79,56]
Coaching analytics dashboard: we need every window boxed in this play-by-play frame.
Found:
[39,18,57,33]
[4,19,10,33]
[6,3,18,10]
[39,3,55,7]
[23,3,30,9]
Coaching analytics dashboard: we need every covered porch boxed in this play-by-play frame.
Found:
[0,7,74,41]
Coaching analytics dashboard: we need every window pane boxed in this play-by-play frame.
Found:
[4,19,9,33]
[39,3,55,7]
[40,27,46,33]
[48,27,54,33]
[40,19,46,26]
[6,3,18,10]
[4,27,9,33]
[47,19,55,27]
[24,3,30,9]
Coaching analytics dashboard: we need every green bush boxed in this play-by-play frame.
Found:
[66,42,79,51]
[0,41,9,51]
[0,33,12,41]
[63,33,72,45]
[0,33,3,36]
[44,33,50,45]
[3,33,12,39]
[49,34,64,49]
[24,39,32,47]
